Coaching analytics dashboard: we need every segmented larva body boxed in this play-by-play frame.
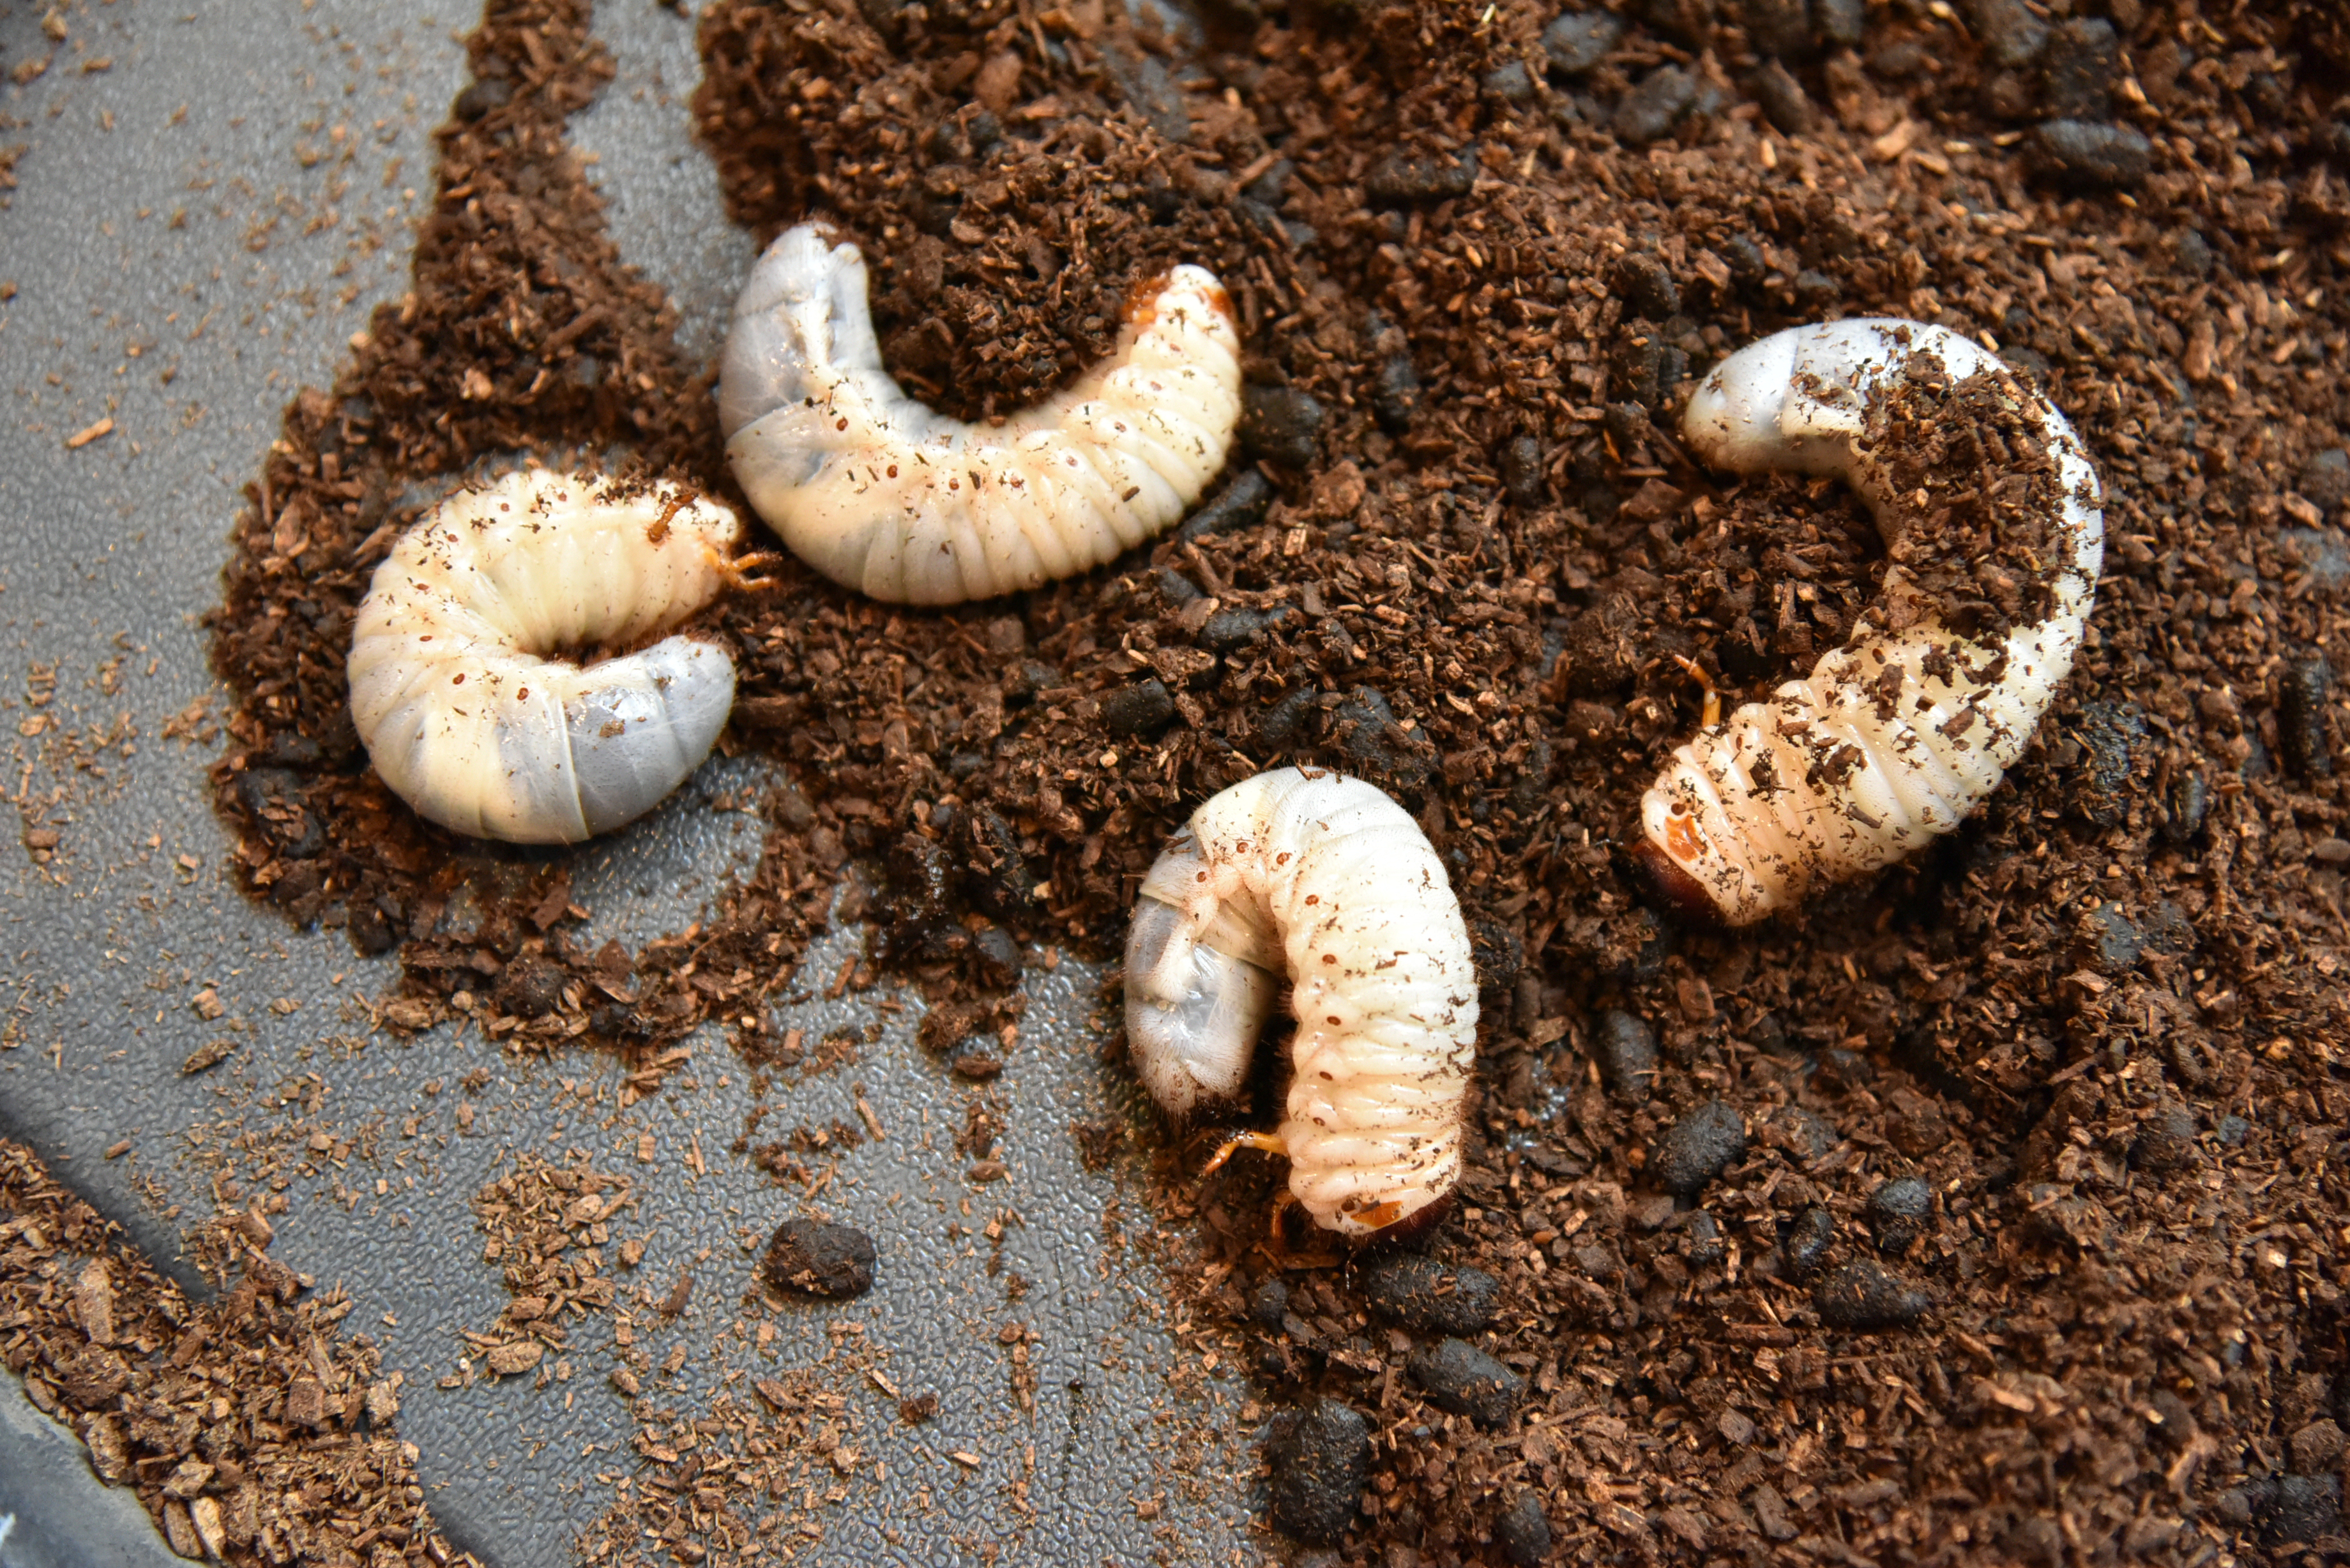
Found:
[1125,768,1478,1238]
[1635,319,2106,925]
[347,467,744,845]
[718,224,1243,605]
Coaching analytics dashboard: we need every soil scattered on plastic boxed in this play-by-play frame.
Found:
[0,1142,474,1567]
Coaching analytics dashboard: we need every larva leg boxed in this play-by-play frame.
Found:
[1125,767,1478,1239]
[720,225,1243,605]
[1201,1129,1290,1177]
[701,540,787,595]
[1672,653,1722,730]
[1258,1191,1344,1270]
[1636,319,2105,924]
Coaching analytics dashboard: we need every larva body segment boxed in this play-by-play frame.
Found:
[719,225,1243,605]
[1125,768,1478,1238]
[1637,319,2107,924]
[347,467,743,845]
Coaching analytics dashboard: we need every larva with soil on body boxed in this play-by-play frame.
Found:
[1633,318,2107,926]
[1125,767,1478,1239]
[718,223,1243,605]
[347,467,751,845]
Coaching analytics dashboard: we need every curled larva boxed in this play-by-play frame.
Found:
[1634,318,2106,925]
[1124,767,1478,1239]
[347,467,747,845]
[718,223,1243,605]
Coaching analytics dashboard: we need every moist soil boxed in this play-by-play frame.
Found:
[75,0,2350,1561]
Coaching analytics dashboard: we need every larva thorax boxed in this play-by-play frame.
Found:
[1635,319,2107,926]
[1125,769,1478,1239]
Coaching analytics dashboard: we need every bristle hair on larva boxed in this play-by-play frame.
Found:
[1635,318,2107,925]
[718,223,1243,605]
[346,467,744,845]
[1125,767,1479,1238]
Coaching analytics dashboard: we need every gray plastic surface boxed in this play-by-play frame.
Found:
[0,3,1255,1563]
[0,1366,183,1568]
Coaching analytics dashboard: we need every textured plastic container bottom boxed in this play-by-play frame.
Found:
[0,4,1249,1563]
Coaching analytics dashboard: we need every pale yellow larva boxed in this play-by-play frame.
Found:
[1633,319,2107,925]
[718,225,1243,605]
[345,467,747,845]
[1124,767,1478,1239]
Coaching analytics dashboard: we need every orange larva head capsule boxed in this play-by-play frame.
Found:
[1626,836,1728,928]
[1357,1192,1453,1246]
[1661,801,1705,863]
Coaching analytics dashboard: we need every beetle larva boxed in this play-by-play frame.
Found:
[346,466,749,845]
[1633,318,2107,925]
[718,223,1243,605]
[1125,767,1478,1238]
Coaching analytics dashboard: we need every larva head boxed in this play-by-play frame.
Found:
[1190,273,1240,335]
[1122,265,1238,339]
[1121,270,1169,329]
[1630,796,1734,928]
[1292,1129,1465,1240]
[1307,1177,1453,1242]
[1347,1191,1454,1245]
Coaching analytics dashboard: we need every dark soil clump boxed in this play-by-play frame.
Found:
[759,1217,878,1300]
[1407,1336,1528,1429]
[1357,1254,1502,1338]
[1266,1397,1374,1546]
[1864,1173,1932,1252]
[1812,1258,1931,1331]
[1652,1098,1748,1196]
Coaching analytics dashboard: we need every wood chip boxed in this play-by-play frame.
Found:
[485,1341,543,1376]
[179,1038,234,1074]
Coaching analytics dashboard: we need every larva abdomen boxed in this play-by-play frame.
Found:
[1126,768,1477,1238]
[720,225,1242,605]
[346,468,745,845]
[1637,319,2105,924]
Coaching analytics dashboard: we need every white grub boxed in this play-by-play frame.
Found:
[1125,767,1478,1238]
[347,467,747,845]
[718,223,1242,605]
[1636,318,2106,925]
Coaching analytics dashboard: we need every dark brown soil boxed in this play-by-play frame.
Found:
[1863,352,2084,642]
[158,0,2350,1562]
